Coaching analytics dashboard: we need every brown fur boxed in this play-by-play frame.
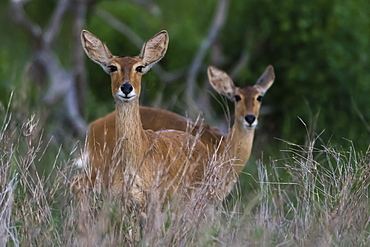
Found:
[83,106,221,190]
[73,30,211,207]
[72,29,274,203]
[73,65,274,202]
[206,65,275,197]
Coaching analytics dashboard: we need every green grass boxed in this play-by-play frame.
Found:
[0,101,369,246]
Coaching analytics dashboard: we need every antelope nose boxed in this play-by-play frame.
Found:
[245,115,256,125]
[120,83,133,96]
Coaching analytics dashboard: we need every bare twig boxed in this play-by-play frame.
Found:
[185,0,229,117]
[94,8,187,83]
[44,0,71,46]
[229,50,249,80]
[10,0,42,46]
[72,0,89,115]
[95,8,144,49]
[127,0,160,16]
[10,0,87,137]
[228,32,252,79]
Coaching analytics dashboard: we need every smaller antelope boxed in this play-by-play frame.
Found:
[206,65,275,197]
[74,30,210,207]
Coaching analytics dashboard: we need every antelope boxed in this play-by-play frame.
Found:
[74,64,275,201]
[75,107,222,189]
[205,65,275,197]
[73,29,211,207]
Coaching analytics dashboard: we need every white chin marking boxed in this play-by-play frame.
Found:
[244,119,258,129]
[116,91,136,102]
[120,96,136,102]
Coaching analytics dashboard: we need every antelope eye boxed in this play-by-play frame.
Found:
[136,66,144,73]
[108,65,117,73]
[257,95,263,102]
[234,95,241,102]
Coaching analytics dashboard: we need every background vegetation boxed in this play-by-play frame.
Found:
[1,0,369,151]
[0,0,369,245]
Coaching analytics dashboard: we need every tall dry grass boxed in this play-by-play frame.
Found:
[0,100,369,246]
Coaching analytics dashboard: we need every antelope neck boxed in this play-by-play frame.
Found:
[228,118,255,175]
[115,99,149,166]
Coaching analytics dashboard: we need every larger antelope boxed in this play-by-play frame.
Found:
[74,30,211,207]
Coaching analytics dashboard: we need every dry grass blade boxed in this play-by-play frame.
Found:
[0,99,369,246]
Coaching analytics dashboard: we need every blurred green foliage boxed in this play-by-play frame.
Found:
[237,0,370,150]
[1,0,369,158]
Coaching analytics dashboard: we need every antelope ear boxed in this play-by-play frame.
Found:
[139,30,169,73]
[207,66,236,100]
[254,65,275,94]
[81,30,113,74]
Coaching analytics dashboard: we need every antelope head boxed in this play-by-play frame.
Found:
[80,30,169,104]
[208,65,275,129]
